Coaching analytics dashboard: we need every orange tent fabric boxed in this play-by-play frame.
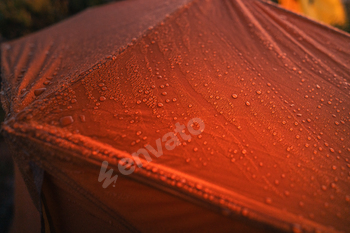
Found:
[1,0,350,232]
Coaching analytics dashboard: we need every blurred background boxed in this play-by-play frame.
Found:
[273,0,350,32]
[0,0,349,232]
[0,0,119,40]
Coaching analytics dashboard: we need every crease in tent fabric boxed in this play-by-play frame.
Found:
[41,193,54,233]
[28,160,49,233]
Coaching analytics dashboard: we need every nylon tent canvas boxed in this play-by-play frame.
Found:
[1,0,350,232]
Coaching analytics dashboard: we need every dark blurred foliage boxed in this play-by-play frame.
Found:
[0,100,4,124]
[342,1,350,33]
[0,0,118,40]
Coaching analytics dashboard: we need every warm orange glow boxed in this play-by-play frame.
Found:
[278,0,347,25]
[278,0,302,13]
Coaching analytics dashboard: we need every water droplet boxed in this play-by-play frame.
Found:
[34,88,46,96]
[79,115,86,122]
[60,116,74,126]
[265,198,272,204]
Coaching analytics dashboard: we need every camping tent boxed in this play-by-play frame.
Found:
[1,0,350,232]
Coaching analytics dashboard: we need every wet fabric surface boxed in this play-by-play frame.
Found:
[1,0,350,232]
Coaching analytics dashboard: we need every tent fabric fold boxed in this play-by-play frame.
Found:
[1,0,350,232]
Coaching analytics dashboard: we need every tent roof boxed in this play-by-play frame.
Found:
[1,0,350,232]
